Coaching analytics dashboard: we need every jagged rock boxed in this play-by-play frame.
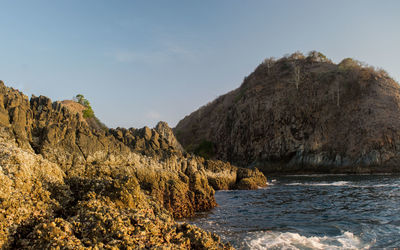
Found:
[175,53,400,174]
[0,83,220,218]
[155,121,184,151]
[0,81,263,248]
[0,141,231,249]
[0,128,230,249]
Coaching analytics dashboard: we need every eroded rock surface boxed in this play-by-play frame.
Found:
[0,81,264,248]
[0,135,230,249]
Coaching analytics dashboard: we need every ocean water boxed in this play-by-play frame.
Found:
[187,175,400,249]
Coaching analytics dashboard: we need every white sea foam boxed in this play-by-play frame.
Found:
[246,231,371,250]
[286,182,400,188]
[311,181,350,186]
[287,174,348,177]
[369,184,400,187]
[286,181,350,186]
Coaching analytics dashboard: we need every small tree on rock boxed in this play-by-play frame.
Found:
[74,94,94,118]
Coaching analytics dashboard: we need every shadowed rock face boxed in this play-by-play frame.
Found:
[175,54,400,174]
[0,81,265,248]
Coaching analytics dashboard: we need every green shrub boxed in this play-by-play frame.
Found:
[74,94,95,118]
[194,140,215,159]
[82,108,94,118]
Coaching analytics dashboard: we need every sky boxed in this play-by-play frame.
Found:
[0,0,399,128]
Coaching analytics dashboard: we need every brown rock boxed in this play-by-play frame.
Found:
[0,80,264,249]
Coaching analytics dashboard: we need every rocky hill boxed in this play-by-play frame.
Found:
[0,81,265,249]
[175,52,400,174]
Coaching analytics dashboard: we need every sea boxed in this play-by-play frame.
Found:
[186,175,400,249]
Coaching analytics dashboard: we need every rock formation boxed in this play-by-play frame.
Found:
[0,80,265,248]
[0,132,230,249]
[175,52,400,174]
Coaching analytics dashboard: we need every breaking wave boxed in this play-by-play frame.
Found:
[245,231,372,250]
[186,175,400,249]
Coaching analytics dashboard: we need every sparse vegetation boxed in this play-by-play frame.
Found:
[337,58,387,83]
[73,94,94,118]
[194,140,215,159]
[338,58,362,71]
[289,51,305,60]
[263,57,276,75]
[307,50,331,63]
[73,94,108,131]
[174,51,400,174]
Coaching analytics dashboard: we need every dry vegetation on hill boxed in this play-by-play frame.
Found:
[175,51,400,174]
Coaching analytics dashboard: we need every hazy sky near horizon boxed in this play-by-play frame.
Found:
[1,0,399,128]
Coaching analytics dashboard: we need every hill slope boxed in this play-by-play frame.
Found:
[175,52,400,174]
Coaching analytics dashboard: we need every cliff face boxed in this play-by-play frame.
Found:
[175,53,400,174]
[0,81,265,248]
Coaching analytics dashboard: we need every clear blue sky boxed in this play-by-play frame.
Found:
[1,0,399,128]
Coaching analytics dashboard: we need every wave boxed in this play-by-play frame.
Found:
[287,174,348,177]
[287,181,350,186]
[245,231,372,250]
[286,182,400,188]
[369,184,400,187]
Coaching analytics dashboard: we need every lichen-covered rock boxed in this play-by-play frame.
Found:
[0,136,231,249]
[0,81,260,249]
[0,82,224,219]
[204,159,267,190]
[236,168,267,189]
[0,133,65,248]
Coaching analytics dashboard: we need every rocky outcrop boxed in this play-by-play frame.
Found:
[0,80,265,248]
[155,121,184,152]
[0,128,65,248]
[0,133,230,249]
[109,122,266,192]
[0,82,216,218]
[175,52,400,174]
[109,123,182,159]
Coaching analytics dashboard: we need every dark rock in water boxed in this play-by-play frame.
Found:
[0,80,260,248]
[174,52,400,174]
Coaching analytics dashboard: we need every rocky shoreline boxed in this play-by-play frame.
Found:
[4,52,397,248]
[0,81,266,249]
